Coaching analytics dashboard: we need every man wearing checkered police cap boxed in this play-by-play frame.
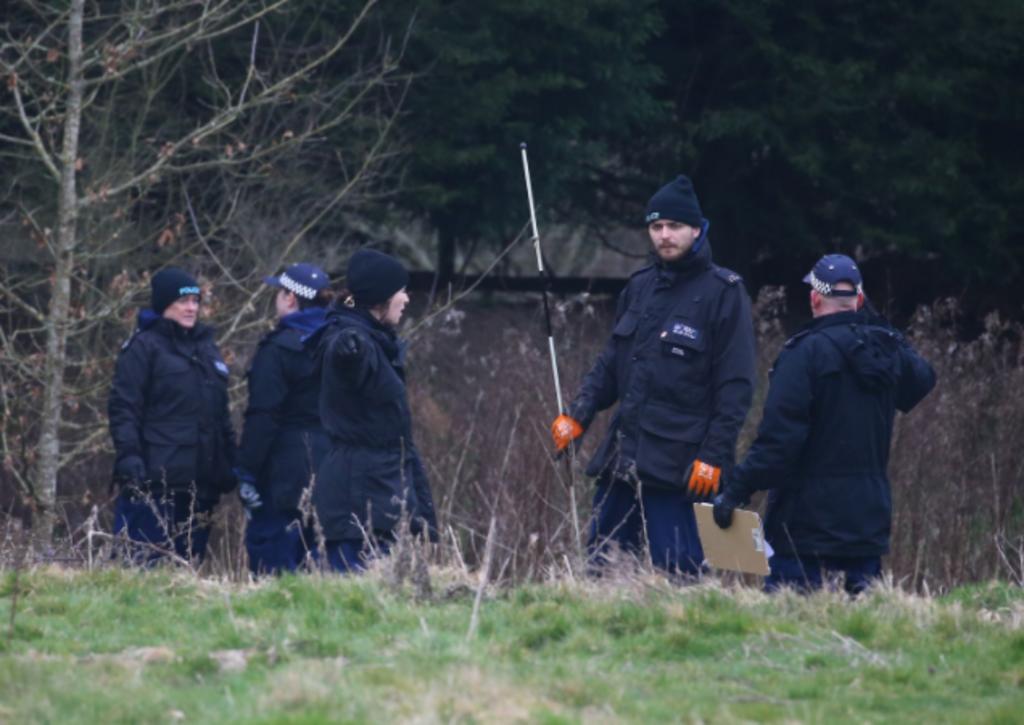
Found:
[714,253,937,596]
[803,254,863,301]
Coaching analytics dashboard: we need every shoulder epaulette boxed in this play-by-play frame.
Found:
[629,263,656,280]
[713,266,743,286]
[784,329,811,348]
[119,328,144,352]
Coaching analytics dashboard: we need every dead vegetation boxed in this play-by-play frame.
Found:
[0,287,1022,592]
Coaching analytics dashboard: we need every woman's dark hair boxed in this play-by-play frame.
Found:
[297,287,335,310]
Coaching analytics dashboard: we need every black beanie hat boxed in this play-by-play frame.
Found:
[346,249,409,307]
[151,267,201,314]
[644,175,703,227]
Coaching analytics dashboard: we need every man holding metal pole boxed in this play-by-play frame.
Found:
[551,175,756,576]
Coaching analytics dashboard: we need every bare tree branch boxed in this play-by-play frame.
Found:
[8,77,61,180]
[80,0,379,207]
[80,0,291,87]
[0,279,45,323]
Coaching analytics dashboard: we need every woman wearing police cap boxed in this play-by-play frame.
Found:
[305,249,438,572]
[108,267,237,564]
[236,262,333,575]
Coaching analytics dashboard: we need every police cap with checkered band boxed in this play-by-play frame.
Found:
[264,262,330,300]
[803,254,862,297]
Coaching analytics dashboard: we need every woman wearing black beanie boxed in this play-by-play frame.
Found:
[305,249,437,572]
[108,267,237,565]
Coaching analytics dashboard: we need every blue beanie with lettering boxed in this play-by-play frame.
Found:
[151,267,201,314]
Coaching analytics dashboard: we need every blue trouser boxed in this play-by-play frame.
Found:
[113,489,216,565]
[323,536,392,574]
[244,505,313,575]
[588,477,704,576]
[766,554,882,596]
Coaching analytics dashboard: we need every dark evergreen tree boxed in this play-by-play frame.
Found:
[637,0,1024,283]
[391,0,664,279]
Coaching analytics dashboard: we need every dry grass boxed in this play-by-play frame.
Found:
[1,289,1022,592]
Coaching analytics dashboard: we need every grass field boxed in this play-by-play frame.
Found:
[1,566,1022,723]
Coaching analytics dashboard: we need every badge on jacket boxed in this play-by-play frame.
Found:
[671,322,700,341]
[214,360,230,376]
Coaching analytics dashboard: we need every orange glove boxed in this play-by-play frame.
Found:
[685,459,721,497]
[551,414,584,452]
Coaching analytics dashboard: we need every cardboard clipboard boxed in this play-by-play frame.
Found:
[693,503,771,575]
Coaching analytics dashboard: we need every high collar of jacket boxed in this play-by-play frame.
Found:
[651,221,713,281]
[279,306,328,335]
[137,308,213,342]
[804,309,867,334]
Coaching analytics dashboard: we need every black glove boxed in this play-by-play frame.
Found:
[712,487,746,530]
[115,455,146,484]
[336,329,361,358]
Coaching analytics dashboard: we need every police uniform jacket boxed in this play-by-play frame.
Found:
[570,230,756,489]
[728,310,937,558]
[306,306,437,542]
[237,307,330,513]
[108,309,237,499]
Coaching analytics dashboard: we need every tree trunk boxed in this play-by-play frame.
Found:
[428,224,456,306]
[33,0,85,545]
[438,227,456,286]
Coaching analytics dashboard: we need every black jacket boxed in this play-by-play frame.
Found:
[237,308,329,512]
[305,306,437,541]
[570,230,756,490]
[729,310,937,557]
[108,310,236,499]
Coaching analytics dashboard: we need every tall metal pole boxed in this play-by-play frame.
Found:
[520,142,565,414]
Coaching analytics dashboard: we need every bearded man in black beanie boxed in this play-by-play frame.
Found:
[551,175,756,577]
[108,267,237,564]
